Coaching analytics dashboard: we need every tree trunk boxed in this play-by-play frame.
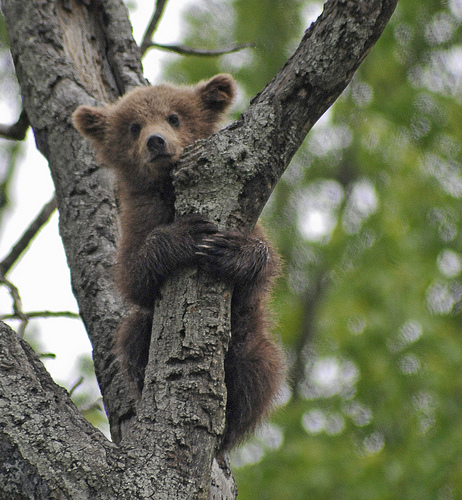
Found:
[0,0,398,497]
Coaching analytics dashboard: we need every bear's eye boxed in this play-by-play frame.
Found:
[130,123,141,137]
[167,114,180,128]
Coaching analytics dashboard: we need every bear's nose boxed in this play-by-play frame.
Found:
[146,134,167,153]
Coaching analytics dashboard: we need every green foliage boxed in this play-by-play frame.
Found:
[164,0,462,498]
[162,0,303,98]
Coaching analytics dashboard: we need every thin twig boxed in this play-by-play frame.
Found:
[147,41,256,57]
[69,377,84,396]
[140,0,169,56]
[0,277,28,336]
[0,195,57,277]
[0,310,80,321]
[37,352,57,359]
[289,271,328,400]
[0,148,17,214]
[0,109,29,141]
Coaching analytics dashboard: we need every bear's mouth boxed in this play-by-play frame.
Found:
[150,152,173,163]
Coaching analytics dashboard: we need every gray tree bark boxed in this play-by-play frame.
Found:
[0,0,398,498]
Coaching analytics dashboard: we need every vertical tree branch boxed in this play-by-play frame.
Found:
[2,0,145,444]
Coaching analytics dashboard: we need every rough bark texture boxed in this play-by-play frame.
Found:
[1,0,398,498]
[0,322,123,499]
[1,0,146,445]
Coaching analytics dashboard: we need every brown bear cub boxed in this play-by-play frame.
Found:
[72,74,285,451]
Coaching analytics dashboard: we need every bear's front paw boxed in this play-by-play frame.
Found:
[196,232,270,283]
[176,214,218,243]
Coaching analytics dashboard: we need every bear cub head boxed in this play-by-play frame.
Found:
[72,74,236,182]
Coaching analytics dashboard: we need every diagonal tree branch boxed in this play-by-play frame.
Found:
[174,0,399,227]
[0,320,146,499]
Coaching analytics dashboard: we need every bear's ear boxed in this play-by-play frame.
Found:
[197,74,236,112]
[72,105,108,143]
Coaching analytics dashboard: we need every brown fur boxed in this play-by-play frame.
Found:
[72,74,285,450]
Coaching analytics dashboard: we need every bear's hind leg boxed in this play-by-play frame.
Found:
[115,306,153,393]
[222,324,285,450]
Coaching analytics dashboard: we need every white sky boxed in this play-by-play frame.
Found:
[0,1,192,391]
